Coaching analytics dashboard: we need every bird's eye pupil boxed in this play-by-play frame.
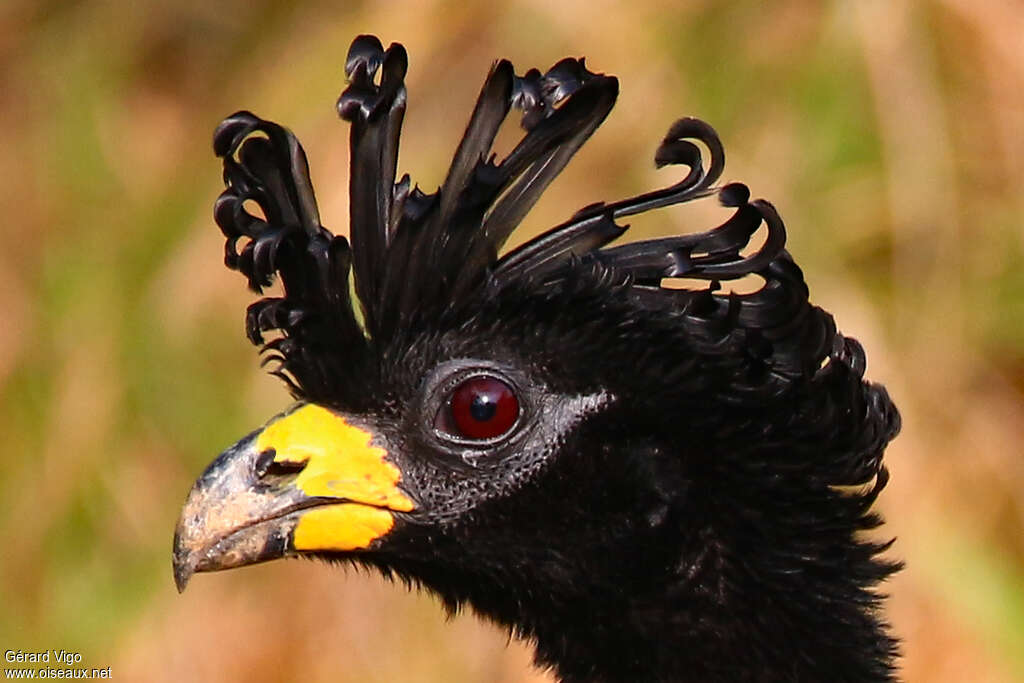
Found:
[438,375,520,441]
[469,394,498,422]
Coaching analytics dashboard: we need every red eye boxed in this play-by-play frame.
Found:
[443,376,520,440]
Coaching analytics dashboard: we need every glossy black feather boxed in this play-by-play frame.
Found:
[212,40,810,397]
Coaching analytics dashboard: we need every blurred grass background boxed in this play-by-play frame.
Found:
[1,0,1022,680]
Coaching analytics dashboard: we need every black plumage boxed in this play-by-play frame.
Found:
[177,34,901,682]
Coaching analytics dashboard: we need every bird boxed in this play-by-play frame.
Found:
[173,34,902,682]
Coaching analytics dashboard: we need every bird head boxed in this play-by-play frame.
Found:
[174,35,900,680]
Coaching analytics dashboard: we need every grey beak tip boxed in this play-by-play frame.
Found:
[172,526,196,593]
[173,566,192,593]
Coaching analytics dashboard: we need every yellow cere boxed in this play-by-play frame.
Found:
[255,404,415,512]
[292,504,396,551]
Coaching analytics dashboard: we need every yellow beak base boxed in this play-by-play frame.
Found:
[173,404,416,590]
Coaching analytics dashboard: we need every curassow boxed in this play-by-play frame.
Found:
[174,35,901,682]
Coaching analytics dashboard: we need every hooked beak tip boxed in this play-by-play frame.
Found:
[172,528,197,593]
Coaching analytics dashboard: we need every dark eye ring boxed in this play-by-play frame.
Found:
[435,375,520,441]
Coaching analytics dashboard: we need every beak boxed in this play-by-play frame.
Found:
[173,403,416,592]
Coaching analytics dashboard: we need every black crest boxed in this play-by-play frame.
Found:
[212,34,857,402]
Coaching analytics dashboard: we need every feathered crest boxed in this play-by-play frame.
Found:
[213,34,857,399]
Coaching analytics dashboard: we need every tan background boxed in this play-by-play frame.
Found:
[2,0,1022,680]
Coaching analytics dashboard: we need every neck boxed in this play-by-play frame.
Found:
[516,535,898,683]
[398,514,896,683]
[465,472,898,682]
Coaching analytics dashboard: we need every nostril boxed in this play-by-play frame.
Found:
[254,448,306,479]
[254,448,277,478]
[267,460,305,476]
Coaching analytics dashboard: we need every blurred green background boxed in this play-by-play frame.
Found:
[2,0,1022,680]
